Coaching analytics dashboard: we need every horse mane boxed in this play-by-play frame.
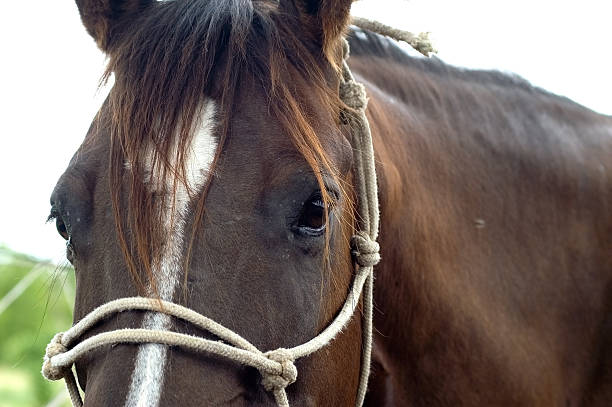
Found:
[348,28,582,98]
[105,0,343,294]
[347,28,536,90]
[346,27,599,123]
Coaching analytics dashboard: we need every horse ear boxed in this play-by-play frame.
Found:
[281,0,353,62]
[75,0,155,52]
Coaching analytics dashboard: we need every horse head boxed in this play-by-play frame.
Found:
[48,0,368,405]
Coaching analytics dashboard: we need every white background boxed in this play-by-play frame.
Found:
[1,0,610,262]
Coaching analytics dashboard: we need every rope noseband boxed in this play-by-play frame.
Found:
[42,20,432,407]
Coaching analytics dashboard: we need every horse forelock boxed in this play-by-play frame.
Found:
[105,0,346,299]
[98,2,354,404]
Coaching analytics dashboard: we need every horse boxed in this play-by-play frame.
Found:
[45,0,612,405]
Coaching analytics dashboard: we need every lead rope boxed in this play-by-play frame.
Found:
[42,19,432,407]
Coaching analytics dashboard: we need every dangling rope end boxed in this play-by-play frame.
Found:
[410,32,437,57]
[350,16,437,57]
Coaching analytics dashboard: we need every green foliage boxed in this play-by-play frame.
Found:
[0,247,73,407]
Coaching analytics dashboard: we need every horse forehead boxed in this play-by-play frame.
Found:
[182,101,219,190]
[125,100,219,407]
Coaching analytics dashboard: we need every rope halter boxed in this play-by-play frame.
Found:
[42,18,431,407]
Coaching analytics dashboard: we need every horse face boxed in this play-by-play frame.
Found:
[49,0,361,405]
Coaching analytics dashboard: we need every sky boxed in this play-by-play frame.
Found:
[0,0,611,263]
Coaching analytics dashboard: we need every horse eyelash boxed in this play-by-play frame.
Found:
[47,208,59,223]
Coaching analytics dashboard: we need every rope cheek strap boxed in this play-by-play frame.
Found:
[42,19,433,407]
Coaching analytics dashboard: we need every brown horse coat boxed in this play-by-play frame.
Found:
[49,0,612,404]
[349,31,612,406]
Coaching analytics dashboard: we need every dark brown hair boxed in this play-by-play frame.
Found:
[103,0,347,294]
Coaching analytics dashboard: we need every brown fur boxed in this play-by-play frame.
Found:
[53,0,361,405]
[348,31,612,406]
[75,0,155,51]
[49,1,612,405]
[92,0,351,295]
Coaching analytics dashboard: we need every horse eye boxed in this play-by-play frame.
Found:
[56,217,69,241]
[296,193,327,235]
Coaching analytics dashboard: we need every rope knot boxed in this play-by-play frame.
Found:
[351,232,381,267]
[42,332,69,381]
[261,348,297,393]
[340,81,368,112]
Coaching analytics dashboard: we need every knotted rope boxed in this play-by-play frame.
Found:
[42,18,428,407]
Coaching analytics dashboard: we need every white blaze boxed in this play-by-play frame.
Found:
[125,101,218,407]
